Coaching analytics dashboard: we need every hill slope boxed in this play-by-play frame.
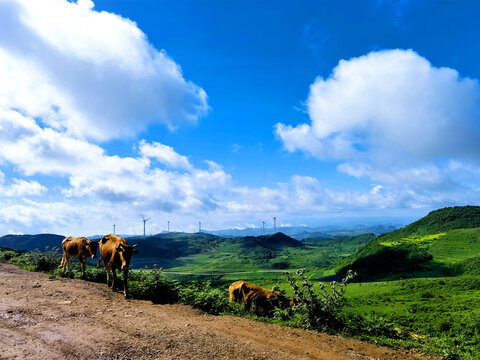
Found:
[338,206,480,280]
[0,234,65,252]
[0,231,374,277]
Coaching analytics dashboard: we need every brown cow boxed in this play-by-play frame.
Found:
[58,236,99,278]
[97,234,138,298]
[229,280,296,315]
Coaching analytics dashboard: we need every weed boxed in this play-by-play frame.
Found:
[282,269,356,331]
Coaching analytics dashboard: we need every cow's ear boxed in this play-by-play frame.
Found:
[116,246,124,252]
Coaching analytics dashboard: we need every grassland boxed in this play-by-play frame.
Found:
[4,206,480,358]
[341,276,480,359]
[339,207,480,281]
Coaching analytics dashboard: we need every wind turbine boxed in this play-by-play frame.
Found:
[142,215,150,239]
[262,221,265,236]
[113,223,116,235]
[273,217,277,234]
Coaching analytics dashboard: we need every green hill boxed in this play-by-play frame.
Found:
[0,231,374,281]
[155,232,374,280]
[0,234,65,251]
[338,206,480,280]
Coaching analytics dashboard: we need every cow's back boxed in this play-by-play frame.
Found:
[62,236,88,257]
[229,280,246,302]
[99,234,126,268]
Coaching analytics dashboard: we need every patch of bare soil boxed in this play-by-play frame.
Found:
[0,263,439,360]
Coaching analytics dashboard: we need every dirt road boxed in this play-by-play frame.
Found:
[0,263,439,360]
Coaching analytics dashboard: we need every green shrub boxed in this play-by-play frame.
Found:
[283,269,356,331]
[178,280,230,315]
[0,250,19,262]
[20,247,62,272]
[128,266,179,304]
[83,266,107,283]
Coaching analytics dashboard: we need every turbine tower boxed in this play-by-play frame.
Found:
[198,221,202,233]
[167,221,170,232]
[262,221,265,236]
[142,215,150,239]
[113,223,116,235]
[273,217,276,234]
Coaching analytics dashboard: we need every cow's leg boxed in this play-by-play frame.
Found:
[111,267,117,291]
[122,269,129,298]
[66,254,72,270]
[96,256,103,268]
[79,257,86,278]
[105,263,111,287]
[61,254,71,275]
[58,252,66,269]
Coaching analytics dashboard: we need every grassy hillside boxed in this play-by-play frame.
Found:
[0,231,374,282]
[0,234,65,251]
[162,233,374,284]
[341,275,480,359]
[338,206,480,280]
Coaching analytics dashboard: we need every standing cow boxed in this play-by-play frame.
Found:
[98,234,138,298]
[58,236,99,278]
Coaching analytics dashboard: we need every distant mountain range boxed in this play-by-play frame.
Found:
[0,230,375,274]
[206,224,400,239]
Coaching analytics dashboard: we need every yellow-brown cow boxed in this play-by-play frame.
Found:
[58,236,99,277]
[97,234,138,298]
[229,280,296,315]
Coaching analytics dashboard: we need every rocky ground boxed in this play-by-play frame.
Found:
[0,263,439,360]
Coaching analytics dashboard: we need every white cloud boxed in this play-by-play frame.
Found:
[0,110,231,216]
[139,140,193,171]
[0,170,47,197]
[273,49,480,216]
[276,49,480,165]
[0,0,208,141]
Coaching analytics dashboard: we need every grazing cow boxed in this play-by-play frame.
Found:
[58,237,99,277]
[228,280,246,303]
[98,234,138,298]
[229,280,296,315]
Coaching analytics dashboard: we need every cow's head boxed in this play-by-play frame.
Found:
[87,240,99,258]
[115,243,139,271]
[267,293,296,309]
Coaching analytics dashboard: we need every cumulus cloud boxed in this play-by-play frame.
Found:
[0,0,208,141]
[0,171,47,197]
[0,109,229,214]
[139,140,193,171]
[276,49,480,165]
[275,49,480,212]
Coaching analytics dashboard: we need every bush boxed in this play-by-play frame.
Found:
[283,269,356,331]
[0,250,18,263]
[178,280,230,315]
[20,247,62,272]
[128,265,179,304]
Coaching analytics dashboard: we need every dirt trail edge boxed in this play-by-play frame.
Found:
[0,263,439,360]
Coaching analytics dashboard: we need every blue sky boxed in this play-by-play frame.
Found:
[0,0,480,235]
